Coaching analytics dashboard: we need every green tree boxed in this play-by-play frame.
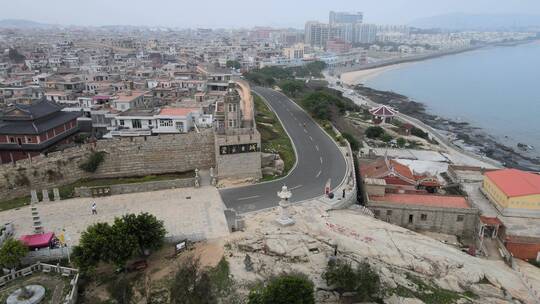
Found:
[341,132,361,151]
[279,80,304,97]
[322,259,381,302]
[248,273,315,304]
[79,151,106,173]
[381,133,393,143]
[397,137,406,148]
[72,222,115,271]
[0,238,27,269]
[364,126,385,139]
[226,60,241,69]
[170,255,216,304]
[114,213,166,255]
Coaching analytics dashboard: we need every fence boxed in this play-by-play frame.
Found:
[0,262,79,304]
[22,246,72,264]
[0,223,14,247]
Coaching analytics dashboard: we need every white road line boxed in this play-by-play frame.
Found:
[316,170,322,178]
[309,136,313,141]
[290,185,303,190]
[315,145,319,151]
[320,157,323,164]
[304,129,308,133]
[237,195,260,201]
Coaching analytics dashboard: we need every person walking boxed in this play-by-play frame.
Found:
[91,201,97,215]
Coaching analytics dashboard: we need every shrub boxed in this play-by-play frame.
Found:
[365,126,385,139]
[381,133,393,143]
[0,238,28,269]
[342,132,361,151]
[411,127,429,140]
[397,137,406,148]
[322,259,381,301]
[79,151,106,173]
[248,272,315,304]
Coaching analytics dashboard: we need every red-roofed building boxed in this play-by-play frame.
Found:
[482,168,540,218]
[360,157,440,193]
[367,192,478,237]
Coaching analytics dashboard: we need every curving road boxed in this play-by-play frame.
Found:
[219,86,347,213]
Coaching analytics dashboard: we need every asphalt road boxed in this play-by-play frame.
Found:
[219,86,347,213]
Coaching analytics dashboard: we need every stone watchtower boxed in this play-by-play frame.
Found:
[214,81,262,181]
[223,81,242,130]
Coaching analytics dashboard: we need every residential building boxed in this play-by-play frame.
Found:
[354,23,378,44]
[329,11,363,24]
[305,22,331,49]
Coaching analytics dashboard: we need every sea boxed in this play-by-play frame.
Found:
[364,41,540,159]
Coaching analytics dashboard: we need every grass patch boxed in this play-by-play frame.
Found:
[254,94,295,181]
[391,273,475,304]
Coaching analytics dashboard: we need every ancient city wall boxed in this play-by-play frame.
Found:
[0,130,215,200]
[215,129,262,180]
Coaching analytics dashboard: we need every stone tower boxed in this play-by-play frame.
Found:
[223,81,242,130]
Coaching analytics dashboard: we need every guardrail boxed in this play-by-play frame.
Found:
[22,246,72,264]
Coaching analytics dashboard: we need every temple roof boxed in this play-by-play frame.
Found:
[370,105,398,117]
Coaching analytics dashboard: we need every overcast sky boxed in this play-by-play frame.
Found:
[2,0,540,28]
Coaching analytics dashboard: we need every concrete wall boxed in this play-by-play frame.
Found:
[369,201,479,237]
[76,178,195,197]
[0,130,215,200]
[215,129,262,180]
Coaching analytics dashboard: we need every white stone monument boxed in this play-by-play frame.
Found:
[194,168,200,188]
[30,190,38,204]
[276,185,295,226]
[41,189,49,202]
[53,188,60,201]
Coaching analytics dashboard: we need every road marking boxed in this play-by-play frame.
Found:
[290,185,303,190]
[237,195,260,201]
[304,129,308,133]
[316,170,321,178]
[309,136,313,141]
[320,157,323,164]
[315,145,319,151]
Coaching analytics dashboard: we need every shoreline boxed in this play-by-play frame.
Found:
[339,38,540,86]
[352,85,540,171]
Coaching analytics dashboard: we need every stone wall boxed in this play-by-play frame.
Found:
[0,130,215,200]
[76,178,195,197]
[215,129,262,180]
[369,201,479,237]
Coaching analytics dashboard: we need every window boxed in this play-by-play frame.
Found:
[457,215,464,222]
[132,119,142,129]
[408,214,414,224]
[386,210,392,216]
[175,121,184,131]
[148,120,152,125]
[228,103,237,112]
[228,119,236,128]
[373,210,380,217]
[119,120,125,126]
[26,137,33,143]
[160,119,173,127]
[420,214,427,221]
[9,137,15,143]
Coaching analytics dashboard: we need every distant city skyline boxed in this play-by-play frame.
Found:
[1,0,540,28]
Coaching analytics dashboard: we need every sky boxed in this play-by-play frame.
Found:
[1,0,540,28]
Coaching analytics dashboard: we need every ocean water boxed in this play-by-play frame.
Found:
[364,41,540,157]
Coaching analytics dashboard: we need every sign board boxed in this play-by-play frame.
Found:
[219,143,259,155]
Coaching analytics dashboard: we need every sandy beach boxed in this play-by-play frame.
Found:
[340,63,409,85]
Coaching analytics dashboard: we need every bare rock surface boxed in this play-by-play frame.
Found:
[224,202,540,303]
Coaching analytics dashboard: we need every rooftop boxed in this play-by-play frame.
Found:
[485,169,540,197]
[159,108,197,116]
[370,193,471,209]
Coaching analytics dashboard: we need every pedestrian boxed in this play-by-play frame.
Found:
[91,201,97,215]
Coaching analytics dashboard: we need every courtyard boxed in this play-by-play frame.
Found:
[0,186,230,245]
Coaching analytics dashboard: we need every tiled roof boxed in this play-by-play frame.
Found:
[370,105,397,117]
[370,193,471,209]
[485,169,540,197]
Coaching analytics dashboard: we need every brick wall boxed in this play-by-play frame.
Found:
[0,130,215,200]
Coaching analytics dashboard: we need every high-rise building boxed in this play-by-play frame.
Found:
[305,21,331,48]
[332,23,355,44]
[354,23,378,44]
[329,11,363,25]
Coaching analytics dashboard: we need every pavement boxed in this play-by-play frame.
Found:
[219,87,347,214]
[0,186,230,245]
